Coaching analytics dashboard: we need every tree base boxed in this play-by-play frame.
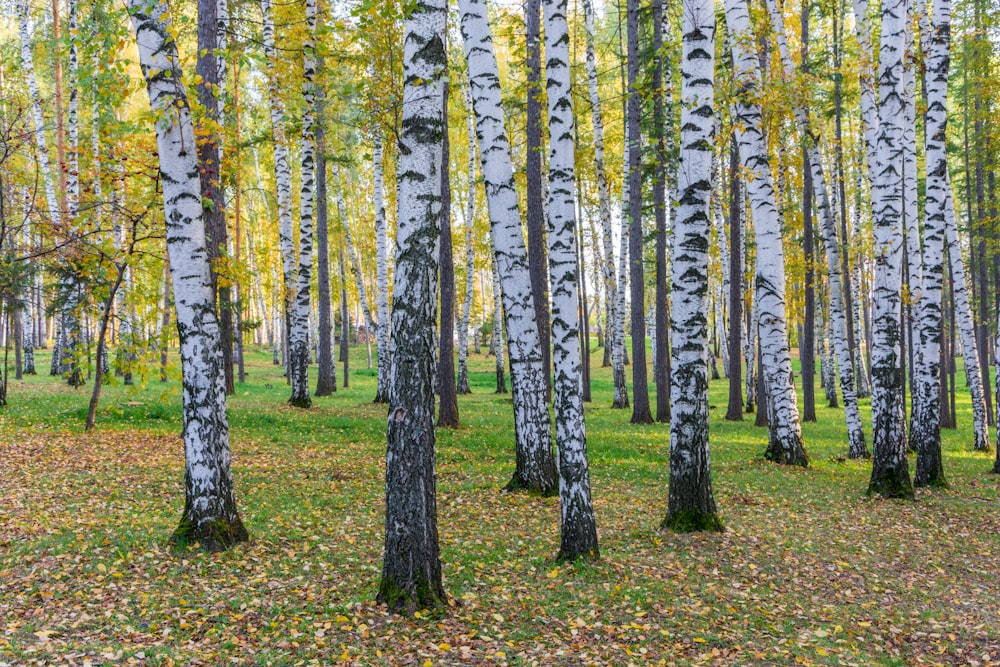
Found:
[913,473,948,489]
[555,545,600,564]
[502,472,557,497]
[376,574,446,614]
[991,460,1000,474]
[288,396,312,409]
[660,509,724,534]
[169,515,248,553]
[763,444,809,467]
[866,469,915,499]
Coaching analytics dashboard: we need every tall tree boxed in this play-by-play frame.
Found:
[663,0,722,533]
[727,0,807,466]
[376,0,447,611]
[459,0,557,495]
[653,0,670,423]
[543,0,599,561]
[525,0,552,403]
[315,89,335,397]
[457,84,477,396]
[372,130,392,404]
[912,0,952,486]
[438,82,459,428]
[627,0,652,424]
[581,0,628,409]
[725,141,743,421]
[768,0,868,459]
[129,0,247,550]
[197,0,234,396]
[287,0,318,408]
[867,0,914,498]
[800,0,816,423]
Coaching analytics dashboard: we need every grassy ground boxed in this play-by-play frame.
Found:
[1,342,999,666]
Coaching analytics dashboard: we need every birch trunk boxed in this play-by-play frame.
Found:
[129,0,247,550]
[766,0,867,458]
[459,0,557,495]
[372,132,391,403]
[943,178,990,451]
[581,0,626,406]
[288,0,318,408]
[912,0,950,485]
[492,258,507,393]
[663,0,721,533]
[543,0,599,561]
[457,85,477,395]
[726,0,807,467]
[262,0,296,378]
[866,0,914,498]
[376,0,447,611]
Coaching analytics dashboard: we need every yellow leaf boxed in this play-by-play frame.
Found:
[546,568,560,578]
[694,637,707,643]
[96,563,107,573]
[438,643,450,651]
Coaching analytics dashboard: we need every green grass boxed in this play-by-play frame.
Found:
[1,341,999,666]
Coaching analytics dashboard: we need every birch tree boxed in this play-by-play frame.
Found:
[129,0,247,550]
[866,0,913,498]
[726,0,807,467]
[372,131,391,403]
[288,0,318,408]
[459,0,557,495]
[457,84,477,395]
[766,0,867,459]
[543,0,599,561]
[912,0,951,486]
[663,0,722,533]
[376,0,447,611]
[582,0,627,409]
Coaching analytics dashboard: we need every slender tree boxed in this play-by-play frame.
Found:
[129,0,247,550]
[457,84,477,396]
[663,0,722,533]
[543,0,599,561]
[376,0,447,611]
[626,0,652,424]
[459,0,557,495]
[372,129,392,403]
[438,82,459,428]
[726,0,807,467]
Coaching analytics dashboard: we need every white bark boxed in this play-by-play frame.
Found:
[372,131,392,403]
[582,0,627,407]
[129,0,246,548]
[340,188,377,339]
[542,0,599,560]
[766,0,867,458]
[459,0,556,494]
[288,0,318,407]
[912,0,949,485]
[944,177,990,452]
[262,0,296,364]
[457,84,477,395]
[377,0,446,609]
[867,0,912,496]
[725,0,806,466]
[665,0,720,531]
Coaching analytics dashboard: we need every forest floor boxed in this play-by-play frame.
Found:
[1,344,999,666]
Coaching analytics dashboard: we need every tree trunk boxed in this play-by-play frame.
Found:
[457,84,477,396]
[437,83,459,428]
[581,0,627,405]
[339,252,350,389]
[459,0,557,495]
[800,0,816,423]
[912,0,950,486]
[315,93,335,397]
[653,0,670,423]
[287,0,318,409]
[726,140,743,421]
[492,258,507,394]
[727,0,806,466]
[376,0,447,610]
[525,0,551,404]
[626,0,652,424]
[663,0,722,533]
[866,0,914,498]
[543,0,599,561]
[129,0,248,549]
[372,132,392,403]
